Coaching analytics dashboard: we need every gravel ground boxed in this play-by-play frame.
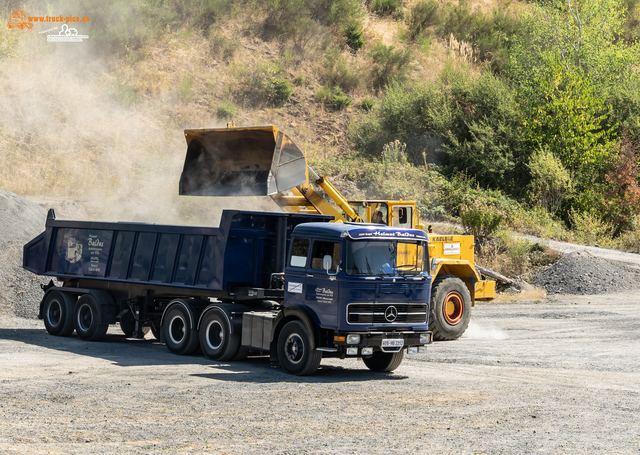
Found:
[1,294,640,454]
[2,190,640,453]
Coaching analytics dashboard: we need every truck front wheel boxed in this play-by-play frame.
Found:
[43,291,75,337]
[73,294,109,341]
[162,305,200,355]
[363,350,405,372]
[199,308,241,361]
[430,275,472,341]
[277,320,322,376]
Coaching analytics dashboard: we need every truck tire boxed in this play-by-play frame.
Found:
[199,308,241,361]
[43,291,75,337]
[363,350,405,372]
[162,305,200,355]
[277,320,322,376]
[73,294,109,341]
[119,312,150,338]
[429,275,471,341]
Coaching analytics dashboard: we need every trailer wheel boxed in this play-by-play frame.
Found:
[43,291,75,337]
[162,305,200,355]
[363,350,405,372]
[73,294,109,341]
[277,320,322,376]
[429,275,472,341]
[119,312,150,338]
[199,309,241,361]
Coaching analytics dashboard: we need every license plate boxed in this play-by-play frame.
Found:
[382,339,404,348]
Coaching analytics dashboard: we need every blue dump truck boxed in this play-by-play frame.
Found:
[23,208,432,375]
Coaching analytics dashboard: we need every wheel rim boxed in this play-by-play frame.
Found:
[168,315,186,345]
[77,303,93,332]
[443,291,464,325]
[284,333,305,365]
[47,300,62,327]
[205,320,224,350]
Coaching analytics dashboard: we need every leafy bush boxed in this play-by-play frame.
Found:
[367,43,413,90]
[216,101,237,120]
[112,78,137,107]
[406,0,439,41]
[370,0,403,16]
[265,78,294,107]
[179,75,195,102]
[236,62,293,107]
[344,22,365,50]
[359,98,374,112]
[316,86,353,110]
[460,199,504,242]
[323,49,362,93]
[527,147,573,216]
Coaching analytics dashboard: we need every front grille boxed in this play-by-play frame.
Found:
[347,303,427,324]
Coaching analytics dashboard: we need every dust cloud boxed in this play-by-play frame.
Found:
[0,23,279,227]
[461,321,509,340]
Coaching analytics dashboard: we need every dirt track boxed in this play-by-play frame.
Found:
[1,293,639,454]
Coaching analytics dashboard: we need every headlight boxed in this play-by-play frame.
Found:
[347,334,361,344]
[407,346,418,354]
[346,347,358,355]
[420,334,432,344]
[418,346,428,353]
[362,347,373,355]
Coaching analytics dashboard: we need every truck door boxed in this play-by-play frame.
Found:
[285,238,310,307]
[304,240,340,329]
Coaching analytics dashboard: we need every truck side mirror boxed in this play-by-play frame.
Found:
[323,255,332,272]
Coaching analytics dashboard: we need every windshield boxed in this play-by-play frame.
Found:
[345,240,428,277]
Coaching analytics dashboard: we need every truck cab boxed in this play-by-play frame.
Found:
[279,222,432,373]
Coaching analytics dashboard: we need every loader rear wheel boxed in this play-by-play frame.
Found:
[277,320,322,376]
[43,291,75,337]
[199,308,241,361]
[429,275,471,341]
[363,350,405,372]
[162,305,200,355]
[73,294,109,341]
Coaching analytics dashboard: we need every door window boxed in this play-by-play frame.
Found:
[310,241,340,272]
[289,238,310,268]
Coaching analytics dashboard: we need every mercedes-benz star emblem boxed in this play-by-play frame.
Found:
[385,305,398,322]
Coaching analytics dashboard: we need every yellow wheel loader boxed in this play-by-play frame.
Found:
[179,125,495,340]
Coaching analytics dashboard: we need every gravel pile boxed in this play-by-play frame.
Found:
[530,250,640,295]
[0,190,49,318]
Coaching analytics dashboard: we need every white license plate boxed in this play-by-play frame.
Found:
[382,339,404,348]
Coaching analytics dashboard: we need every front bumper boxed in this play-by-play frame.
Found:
[328,330,432,356]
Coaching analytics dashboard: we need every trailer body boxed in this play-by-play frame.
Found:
[24,209,432,375]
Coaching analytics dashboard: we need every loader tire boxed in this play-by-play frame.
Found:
[430,275,471,341]
[43,291,75,337]
[363,350,405,372]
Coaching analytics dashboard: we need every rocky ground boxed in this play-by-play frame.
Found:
[2,190,640,454]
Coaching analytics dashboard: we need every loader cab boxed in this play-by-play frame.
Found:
[346,201,417,229]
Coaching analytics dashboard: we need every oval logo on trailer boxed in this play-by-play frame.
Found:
[385,305,398,322]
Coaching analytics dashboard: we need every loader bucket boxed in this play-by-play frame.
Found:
[179,126,308,196]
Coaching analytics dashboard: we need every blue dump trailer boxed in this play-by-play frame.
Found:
[23,208,432,375]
